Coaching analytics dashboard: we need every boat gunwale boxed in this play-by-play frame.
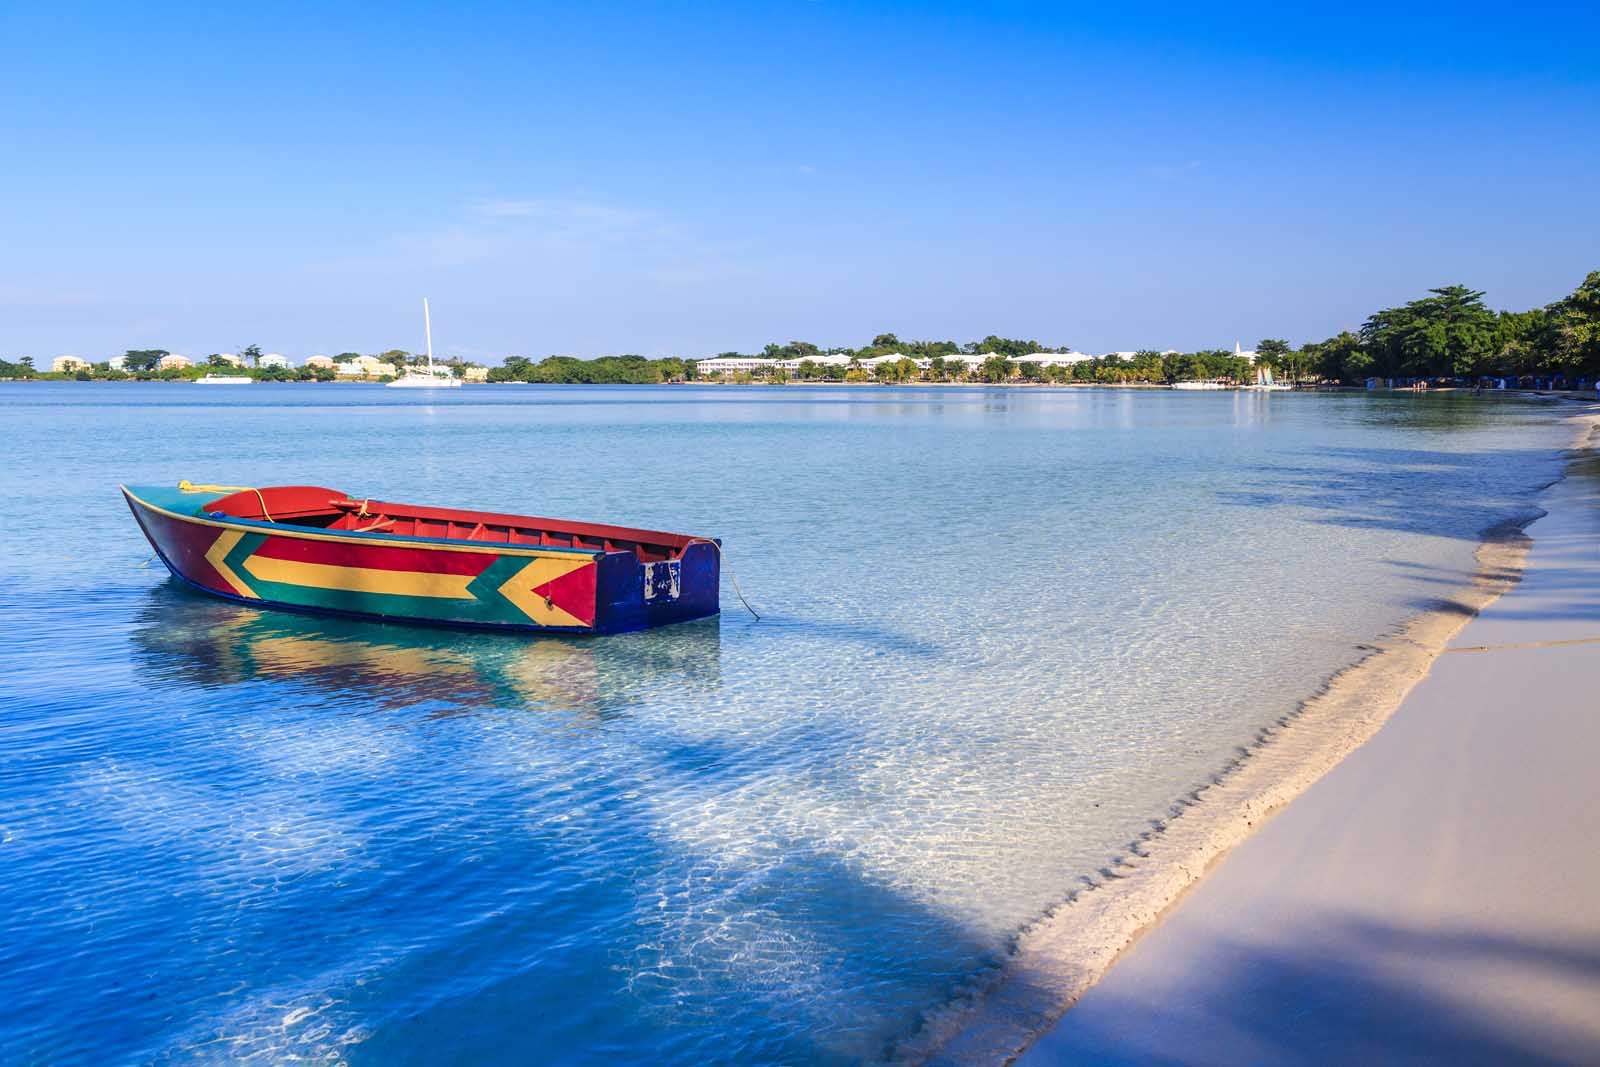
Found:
[120,485,639,560]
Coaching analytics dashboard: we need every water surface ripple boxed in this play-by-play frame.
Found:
[0,384,1573,1064]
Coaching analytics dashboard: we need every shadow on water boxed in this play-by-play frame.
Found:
[113,583,990,1065]
[1216,445,1562,541]
[338,835,1003,1067]
[129,581,723,721]
[1033,916,1600,1066]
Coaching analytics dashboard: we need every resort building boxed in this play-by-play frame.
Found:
[335,355,397,378]
[303,354,335,369]
[694,356,777,377]
[52,355,90,373]
[462,366,489,382]
[774,353,854,372]
[107,355,126,371]
[157,354,193,370]
[992,351,1095,369]
[208,352,244,367]
[257,353,291,369]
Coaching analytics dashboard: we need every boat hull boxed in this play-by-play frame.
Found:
[123,486,719,635]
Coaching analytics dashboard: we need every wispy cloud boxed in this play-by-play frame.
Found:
[468,197,654,227]
[300,195,728,277]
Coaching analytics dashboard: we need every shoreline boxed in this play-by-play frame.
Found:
[7,378,1600,399]
[895,403,1600,1066]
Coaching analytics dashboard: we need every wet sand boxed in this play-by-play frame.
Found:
[1018,447,1600,1064]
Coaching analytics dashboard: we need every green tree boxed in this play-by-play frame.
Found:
[120,349,168,372]
[239,344,263,367]
[1538,270,1600,378]
[1256,338,1291,379]
[1361,285,1495,379]
[978,355,1015,382]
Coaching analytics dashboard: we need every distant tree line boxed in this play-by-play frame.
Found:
[0,345,487,382]
[487,354,693,384]
[1277,272,1600,383]
[4,271,1596,386]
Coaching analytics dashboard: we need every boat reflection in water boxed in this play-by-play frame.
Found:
[130,582,722,721]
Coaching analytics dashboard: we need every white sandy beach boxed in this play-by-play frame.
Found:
[1018,452,1600,1064]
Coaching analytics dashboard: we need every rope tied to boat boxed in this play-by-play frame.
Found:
[689,538,761,621]
[176,480,277,523]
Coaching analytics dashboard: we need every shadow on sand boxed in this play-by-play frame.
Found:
[1030,915,1600,1066]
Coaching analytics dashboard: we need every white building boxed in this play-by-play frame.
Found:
[694,356,777,377]
[774,353,854,372]
[1015,352,1095,368]
[335,355,397,378]
[157,354,193,370]
[258,353,291,369]
[107,355,127,371]
[52,355,91,373]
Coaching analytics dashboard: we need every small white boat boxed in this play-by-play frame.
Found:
[1172,380,1229,390]
[195,374,252,385]
[387,298,462,389]
[1242,365,1293,391]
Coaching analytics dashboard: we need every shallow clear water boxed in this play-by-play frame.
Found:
[0,383,1575,1065]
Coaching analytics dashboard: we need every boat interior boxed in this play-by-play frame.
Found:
[201,486,696,562]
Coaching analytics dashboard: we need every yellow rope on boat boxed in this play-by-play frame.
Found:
[176,480,277,523]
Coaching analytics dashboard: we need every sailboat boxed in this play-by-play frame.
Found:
[387,298,462,389]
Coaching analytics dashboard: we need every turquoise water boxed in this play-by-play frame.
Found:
[0,383,1576,1065]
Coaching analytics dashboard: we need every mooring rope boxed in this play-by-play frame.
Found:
[689,538,761,621]
[177,480,276,523]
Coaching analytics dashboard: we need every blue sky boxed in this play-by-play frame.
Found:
[2,1,1597,362]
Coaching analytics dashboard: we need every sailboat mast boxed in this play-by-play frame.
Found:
[423,297,434,371]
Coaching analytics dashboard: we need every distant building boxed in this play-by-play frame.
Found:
[1015,352,1094,368]
[208,352,244,367]
[335,355,396,378]
[947,352,995,370]
[157,354,193,370]
[52,355,90,373]
[462,365,489,382]
[694,356,777,377]
[303,354,335,369]
[774,353,853,371]
[107,355,127,371]
[258,353,291,369]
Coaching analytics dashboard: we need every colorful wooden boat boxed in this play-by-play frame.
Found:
[123,482,721,634]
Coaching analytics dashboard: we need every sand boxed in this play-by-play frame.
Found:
[1015,442,1600,1064]
[898,408,1600,1066]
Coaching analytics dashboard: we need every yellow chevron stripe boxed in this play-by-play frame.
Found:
[241,556,477,599]
[205,529,259,599]
[497,556,592,628]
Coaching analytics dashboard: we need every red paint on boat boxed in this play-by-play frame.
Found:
[528,561,600,626]
[250,536,502,576]
[129,502,235,595]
